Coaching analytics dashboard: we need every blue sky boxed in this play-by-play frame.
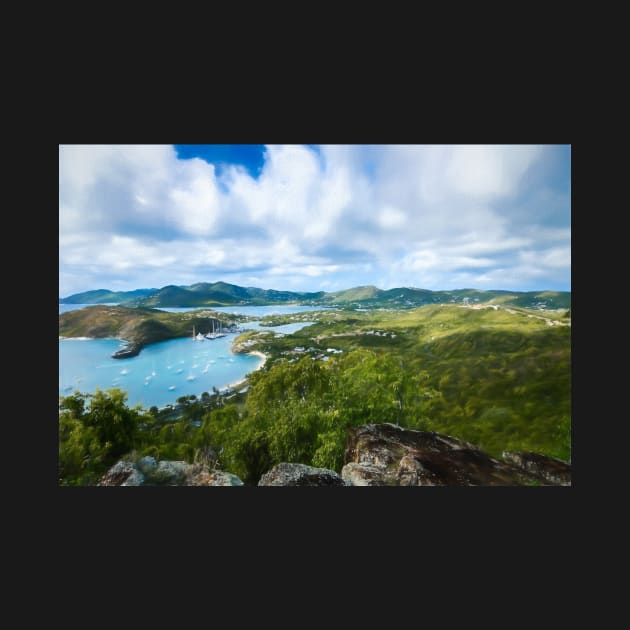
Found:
[59,144,571,297]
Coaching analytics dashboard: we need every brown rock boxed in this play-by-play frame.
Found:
[502,451,571,486]
[342,423,567,486]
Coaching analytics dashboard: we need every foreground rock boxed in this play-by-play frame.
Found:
[502,451,571,486]
[258,463,347,486]
[98,457,244,486]
[342,423,570,486]
[97,426,571,486]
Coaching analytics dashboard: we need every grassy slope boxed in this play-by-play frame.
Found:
[235,304,571,460]
[59,306,247,348]
[59,288,157,304]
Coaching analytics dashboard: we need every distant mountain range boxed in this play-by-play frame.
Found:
[60,281,571,310]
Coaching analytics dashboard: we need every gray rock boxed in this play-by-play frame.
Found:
[121,469,145,486]
[148,460,189,485]
[136,456,158,475]
[258,462,347,486]
[188,470,245,486]
[98,461,138,486]
[98,459,245,486]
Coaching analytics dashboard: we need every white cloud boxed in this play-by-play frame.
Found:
[378,206,406,229]
[59,144,570,296]
[519,246,571,269]
[446,145,542,198]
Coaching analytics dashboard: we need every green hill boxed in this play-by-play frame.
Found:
[59,305,247,354]
[61,281,570,310]
[326,285,383,302]
[59,288,157,304]
[226,303,571,476]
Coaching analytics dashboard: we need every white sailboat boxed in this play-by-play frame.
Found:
[206,318,226,339]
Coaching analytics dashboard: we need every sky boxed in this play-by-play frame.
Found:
[59,144,571,297]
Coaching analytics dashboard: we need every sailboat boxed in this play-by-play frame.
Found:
[193,325,205,341]
[206,318,226,339]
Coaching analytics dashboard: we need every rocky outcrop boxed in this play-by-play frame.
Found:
[341,423,570,486]
[98,426,571,487]
[98,461,144,486]
[341,462,385,486]
[502,451,571,486]
[258,462,347,486]
[98,456,244,486]
[188,470,245,486]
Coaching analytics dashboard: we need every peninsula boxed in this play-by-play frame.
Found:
[59,305,248,358]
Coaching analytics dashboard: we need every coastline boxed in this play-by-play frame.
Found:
[59,336,127,342]
[223,350,268,391]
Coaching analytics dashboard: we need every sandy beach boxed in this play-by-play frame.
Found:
[222,350,268,391]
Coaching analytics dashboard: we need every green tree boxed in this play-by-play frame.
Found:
[59,388,146,485]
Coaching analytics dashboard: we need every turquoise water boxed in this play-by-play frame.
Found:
[59,305,318,409]
[59,334,263,409]
[157,305,326,316]
[60,304,326,315]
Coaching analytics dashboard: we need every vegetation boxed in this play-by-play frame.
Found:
[61,281,326,307]
[61,281,571,310]
[59,303,571,485]
[58,387,242,485]
[59,305,250,355]
[59,288,158,304]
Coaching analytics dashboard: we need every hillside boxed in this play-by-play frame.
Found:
[59,302,571,485]
[229,302,571,468]
[318,286,571,309]
[61,281,571,310]
[59,305,249,356]
[60,288,157,304]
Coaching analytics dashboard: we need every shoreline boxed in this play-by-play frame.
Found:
[154,350,269,410]
[61,333,269,410]
[59,336,126,341]
[222,351,268,391]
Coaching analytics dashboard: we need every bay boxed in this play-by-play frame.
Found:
[59,303,118,314]
[156,305,326,316]
[59,305,318,409]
